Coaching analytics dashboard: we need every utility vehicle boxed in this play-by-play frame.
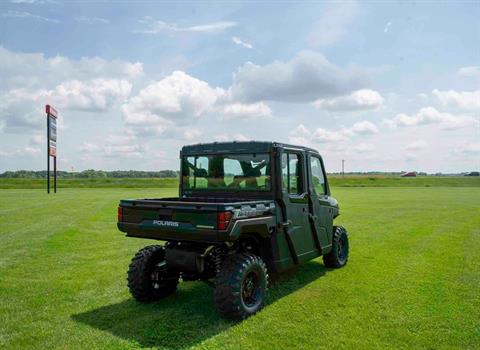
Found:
[117,141,349,320]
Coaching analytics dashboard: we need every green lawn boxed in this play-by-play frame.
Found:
[0,187,479,349]
[1,175,479,189]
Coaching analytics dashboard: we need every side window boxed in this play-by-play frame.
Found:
[310,156,326,195]
[186,156,209,188]
[281,152,302,195]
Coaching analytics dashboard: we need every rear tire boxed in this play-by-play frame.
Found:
[323,226,349,268]
[214,253,268,320]
[127,245,179,302]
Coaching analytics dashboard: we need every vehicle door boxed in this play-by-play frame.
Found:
[280,151,317,262]
[307,154,334,253]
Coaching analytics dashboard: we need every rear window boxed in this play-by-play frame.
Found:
[182,153,271,191]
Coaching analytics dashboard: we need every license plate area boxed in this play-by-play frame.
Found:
[157,208,173,220]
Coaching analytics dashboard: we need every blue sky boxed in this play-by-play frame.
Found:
[0,0,479,173]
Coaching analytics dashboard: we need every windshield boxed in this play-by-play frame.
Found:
[182,153,271,191]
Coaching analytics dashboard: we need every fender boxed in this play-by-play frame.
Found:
[228,216,276,240]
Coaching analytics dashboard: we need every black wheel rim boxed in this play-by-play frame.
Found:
[151,261,170,290]
[241,270,261,308]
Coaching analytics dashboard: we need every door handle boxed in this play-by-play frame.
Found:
[280,220,292,227]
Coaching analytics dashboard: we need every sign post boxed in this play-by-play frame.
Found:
[46,105,58,193]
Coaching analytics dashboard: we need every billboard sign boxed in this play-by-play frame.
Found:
[46,105,57,158]
[45,104,58,193]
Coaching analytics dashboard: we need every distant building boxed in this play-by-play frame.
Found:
[464,171,480,176]
[401,172,417,177]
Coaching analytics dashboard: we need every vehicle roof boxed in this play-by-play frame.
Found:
[181,141,320,155]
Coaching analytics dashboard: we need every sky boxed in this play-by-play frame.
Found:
[0,0,479,173]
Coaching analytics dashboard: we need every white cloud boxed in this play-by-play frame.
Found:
[217,102,271,119]
[122,70,273,131]
[289,120,378,145]
[313,128,349,143]
[349,120,378,135]
[122,71,222,127]
[0,47,142,133]
[313,89,383,111]
[453,142,480,155]
[230,50,368,103]
[384,106,479,130]
[288,124,314,146]
[1,10,60,23]
[307,1,359,47]
[354,143,375,152]
[29,134,44,146]
[20,146,41,156]
[0,145,41,158]
[0,46,143,91]
[416,93,429,101]
[80,142,101,153]
[432,89,480,111]
[384,21,392,33]
[457,66,480,79]
[74,16,110,24]
[215,133,249,142]
[232,36,253,49]
[81,132,148,159]
[0,102,44,132]
[405,140,428,151]
[405,153,418,162]
[103,142,147,159]
[135,19,236,34]
[52,79,131,111]
[183,129,202,142]
[9,0,54,3]
[6,79,132,112]
[233,134,249,141]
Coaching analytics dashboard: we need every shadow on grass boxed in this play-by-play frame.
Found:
[72,260,329,349]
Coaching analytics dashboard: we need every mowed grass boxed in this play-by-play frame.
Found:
[1,175,479,189]
[0,177,180,189]
[0,187,479,349]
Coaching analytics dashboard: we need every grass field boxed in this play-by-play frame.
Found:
[1,186,479,349]
[1,175,479,189]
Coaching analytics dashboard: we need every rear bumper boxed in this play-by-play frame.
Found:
[118,215,276,243]
[117,222,228,243]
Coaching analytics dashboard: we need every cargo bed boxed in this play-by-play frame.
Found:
[117,197,275,243]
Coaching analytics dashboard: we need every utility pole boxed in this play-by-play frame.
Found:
[342,159,345,178]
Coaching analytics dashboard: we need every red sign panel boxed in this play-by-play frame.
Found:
[46,104,58,118]
[49,139,57,156]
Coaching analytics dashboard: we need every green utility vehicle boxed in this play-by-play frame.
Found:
[117,141,349,320]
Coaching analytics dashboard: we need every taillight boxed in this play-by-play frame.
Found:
[117,206,123,222]
[217,211,232,230]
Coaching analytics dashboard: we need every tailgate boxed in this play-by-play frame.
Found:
[117,199,222,242]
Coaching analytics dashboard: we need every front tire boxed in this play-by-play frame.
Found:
[214,253,268,320]
[323,226,349,268]
[127,245,179,302]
